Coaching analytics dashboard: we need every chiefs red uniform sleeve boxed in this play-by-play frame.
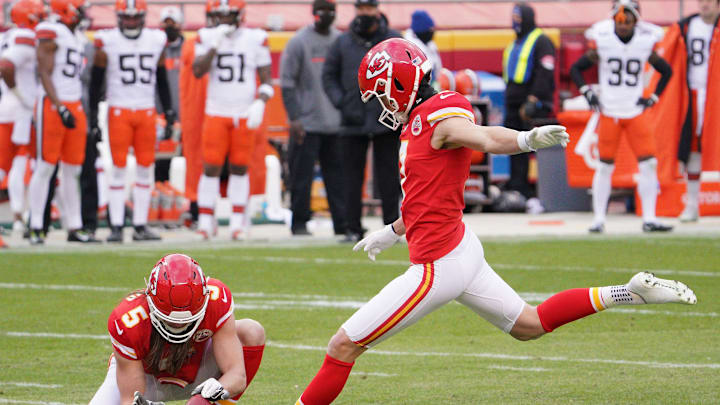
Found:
[107,293,152,361]
[204,278,235,332]
[424,91,476,128]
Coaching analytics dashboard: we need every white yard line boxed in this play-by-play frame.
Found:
[0,282,714,318]
[0,400,81,405]
[486,365,550,372]
[0,382,62,389]
[2,331,718,369]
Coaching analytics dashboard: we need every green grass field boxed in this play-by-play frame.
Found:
[1,235,719,404]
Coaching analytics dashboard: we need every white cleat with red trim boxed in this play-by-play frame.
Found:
[627,272,697,305]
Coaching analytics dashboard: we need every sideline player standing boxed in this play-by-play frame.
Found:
[294,38,697,405]
[89,253,265,404]
[89,0,176,243]
[29,0,96,244]
[0,0,45,237]
[570,0,673,233]
[192,0,274,241]
[663,0,720,222]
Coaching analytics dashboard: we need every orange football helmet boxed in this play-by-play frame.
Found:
[10,0,46,29]
[115,0,147,38]
[436,68,455,92]
[50,0,88,26]
[207,0,246,25]
[454,69,480,97]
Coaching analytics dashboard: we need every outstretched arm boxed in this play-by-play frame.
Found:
[432,117,569,155]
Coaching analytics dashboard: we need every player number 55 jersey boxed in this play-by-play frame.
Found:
[585,19,664,119]
[196,26,271,118]
[94,28,167,110]
[35,21,84,102]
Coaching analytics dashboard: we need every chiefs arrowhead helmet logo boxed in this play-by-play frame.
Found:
[366,50,392,80]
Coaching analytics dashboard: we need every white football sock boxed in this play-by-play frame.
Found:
[228,173,250,232]
[8,155,28,215]
[96,157,108,208]
[109,165,126,227]
[592,161,614,226]
[133,165,153,227]
[59,162,82,230]
[28,159,55,230]
[593,285,646,309]
[637,158,659,223]
[685,152,701,210]
[197,174,219,233]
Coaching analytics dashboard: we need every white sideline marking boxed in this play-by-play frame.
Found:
[207,254,720,278]
[0,382,62,389]
[3,331,719,369]
[0,282,713,318]
[486,365,550,372]
[351,372,397,377]
[0,400,81,405]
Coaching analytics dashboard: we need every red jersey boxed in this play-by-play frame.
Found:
[107,278,234,387]
[400,91,475,264]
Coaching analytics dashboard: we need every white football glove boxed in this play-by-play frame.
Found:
[190,377,230,401]
[246,99,266,129]
[132,391,165,405]
[517,125,570,152]
[211,24,236,48]
[352,224,400,261]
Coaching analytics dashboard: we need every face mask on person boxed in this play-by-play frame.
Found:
[165,26,180,42]
[415,30,434,44]
[353,14,379,38]
[314,9,335,31]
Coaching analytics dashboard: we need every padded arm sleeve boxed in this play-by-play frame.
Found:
[649,56,672,97]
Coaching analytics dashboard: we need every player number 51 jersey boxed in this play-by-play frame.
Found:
[196,26,271,118]
[94,28,167,110]
[585,19,664,119]
[35,21,84,102]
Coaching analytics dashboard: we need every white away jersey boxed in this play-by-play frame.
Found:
[196,26,271,118]
[586,19,664,119]
[0,27,38,123]
[94,28,167,109]
[687,15,714,90]
[35,21,84,101]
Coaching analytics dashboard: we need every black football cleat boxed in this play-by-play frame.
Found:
[29,229,45,245]
[107,226,124,243]
[68,229,101,243]
[132,225,162,241]
[588,223,604,234]
[642,222,674,233]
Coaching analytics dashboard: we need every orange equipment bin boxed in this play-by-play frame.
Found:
[557,110,639,189]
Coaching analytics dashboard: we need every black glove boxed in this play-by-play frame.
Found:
[163,109,177,140]
[89,124,102,143]
[636,94,659,109]
[57,105,76,129]
[579,85,600,112]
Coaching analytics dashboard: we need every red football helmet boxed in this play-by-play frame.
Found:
[116,0,147,39]
[10,0,46,29]
[358,38,433,130]
[145,254,210,344]
[208,0,246,25]
[454,69,480,97]
[50,0,88,26]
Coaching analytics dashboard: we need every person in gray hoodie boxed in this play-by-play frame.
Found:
[322,0,401,243]
[281,0,346,236]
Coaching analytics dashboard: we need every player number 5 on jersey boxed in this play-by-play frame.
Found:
[121,306,149,328]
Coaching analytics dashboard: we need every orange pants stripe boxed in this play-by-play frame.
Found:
[598,113,656,160]
[36,97,87,165]
[108,107,157,167]
[201,115,256,167]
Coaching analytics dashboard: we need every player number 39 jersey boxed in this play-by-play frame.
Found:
[195,26,271,118]
[94,28,167,109]
[585,19,664,119]
[107,278,234,386]
[399,91,474,264]
[35,21,84,102]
